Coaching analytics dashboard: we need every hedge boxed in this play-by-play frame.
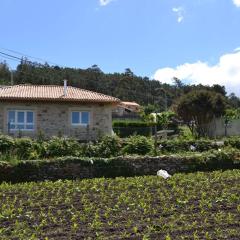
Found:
[158,139,221,153]
[2,134,240,161]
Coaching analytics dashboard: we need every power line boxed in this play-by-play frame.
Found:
[0,54,20,63]
[0,51,22,61]
[0,51,35,66]
[0,49,168,104]
[0,54,60,85]
[0,47,65,67]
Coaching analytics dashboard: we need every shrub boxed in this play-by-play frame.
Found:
[122,135,153,155]
[97,135,122,157]
[192,148,240,171]
[158,139,219,153]
[224,137,240,149]
[0,135,15,154]
[46,137,80,157]
[14,137,39,160]
[80,135,122,158]
[0,154,19,164]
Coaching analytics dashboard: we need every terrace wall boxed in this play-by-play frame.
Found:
[1,153,239,183]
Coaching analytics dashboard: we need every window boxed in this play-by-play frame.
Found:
[8,110,34,131]
[71,111,89,125]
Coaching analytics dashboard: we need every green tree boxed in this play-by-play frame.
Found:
[156,111,177,129]
[0,59,235,112]
[175,90,226,137]
[228,93,240,108]
[223,108,240,136]
[0,61,11,84]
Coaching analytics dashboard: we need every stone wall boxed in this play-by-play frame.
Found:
[1,154,239,183]
[0,155,205,182]
[31,156,191,180]
[0,101,113,140]
[208,118,240,137]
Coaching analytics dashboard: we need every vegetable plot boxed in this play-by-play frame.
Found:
[0,170,240,239]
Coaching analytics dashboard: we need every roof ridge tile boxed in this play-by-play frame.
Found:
[0,84,120,103]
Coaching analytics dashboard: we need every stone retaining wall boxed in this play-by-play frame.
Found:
[3,153,237,183]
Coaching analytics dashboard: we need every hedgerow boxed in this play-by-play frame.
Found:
[1,134,240,161]
[158,139,220,153]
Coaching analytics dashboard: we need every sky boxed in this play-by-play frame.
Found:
[0,0,240,95]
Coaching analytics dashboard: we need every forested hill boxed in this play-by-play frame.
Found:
[0,60,239,110]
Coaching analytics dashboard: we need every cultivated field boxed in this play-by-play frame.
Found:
[0,170,240,239]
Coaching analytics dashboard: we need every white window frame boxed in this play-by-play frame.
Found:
[71,111,90,126]
[8,110,35,131]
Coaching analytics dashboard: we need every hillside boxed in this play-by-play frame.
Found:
[1,60,239,111]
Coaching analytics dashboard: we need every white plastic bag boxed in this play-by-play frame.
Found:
[190,145,196,151]
[157,169,171,179]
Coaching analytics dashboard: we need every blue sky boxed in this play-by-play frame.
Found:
[0,0,240,94]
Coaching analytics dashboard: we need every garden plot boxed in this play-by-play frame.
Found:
[0,170,240,239]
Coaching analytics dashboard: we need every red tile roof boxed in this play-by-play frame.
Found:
[0,85,120,103]
[120,101,140,107]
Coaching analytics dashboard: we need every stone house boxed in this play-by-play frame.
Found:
[0,83,120,140]
[112,101,141,119]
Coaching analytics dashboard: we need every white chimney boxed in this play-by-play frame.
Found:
[64,79,67,96]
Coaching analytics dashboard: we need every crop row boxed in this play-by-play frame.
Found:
[0,170,240,239]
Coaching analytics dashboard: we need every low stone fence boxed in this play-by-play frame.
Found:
[1,150,240,183]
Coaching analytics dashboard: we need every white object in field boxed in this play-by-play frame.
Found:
[157,169,171,179]
[215,141,224,146]
[190,145,196,151]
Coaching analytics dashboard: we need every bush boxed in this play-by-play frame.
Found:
[122,135,153,155]
[46,137,80,157]
[1,133,240,162]
[224,137,240,149]
[0,135,15,154]
[158,139,219,153]
[191,148,240,171]
[95,135,122,157]
[14,138,37,160]
[80,135,122,158]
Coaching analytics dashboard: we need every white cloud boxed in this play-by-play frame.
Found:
[99,0,114,6]
[153,50,240,96]
[172,7,184,23]
[233,0,240,7]
[234,47,240,52]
